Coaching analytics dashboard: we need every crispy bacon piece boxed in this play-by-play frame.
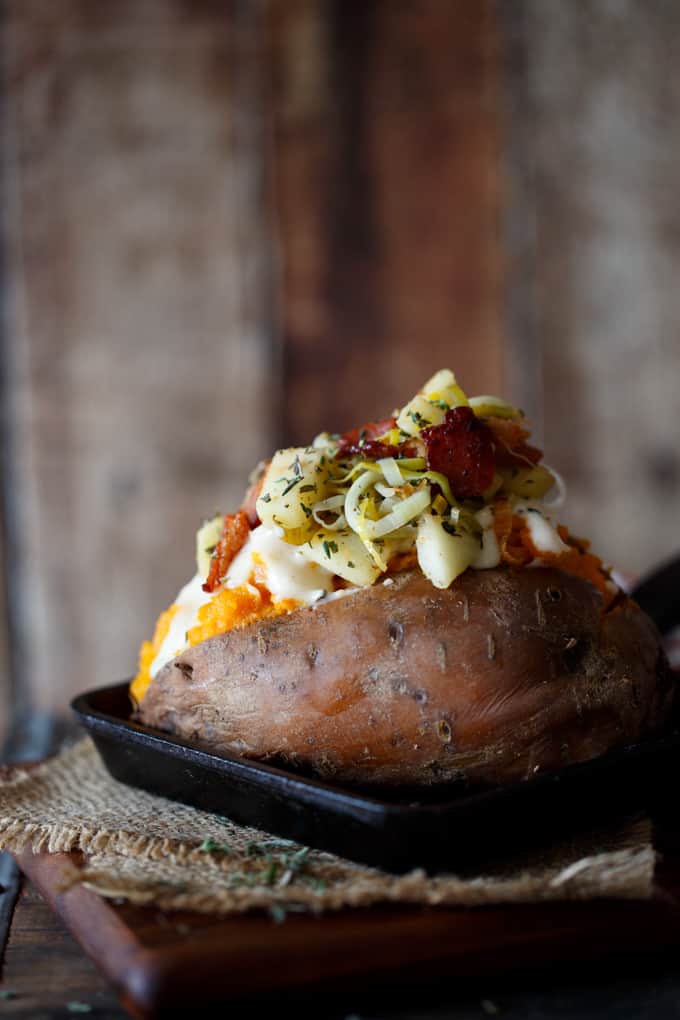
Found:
[486,417,542,467]
[421,407,496,499]
[241,472,265,527]
[203,511,251,593]
[337,417,397,459]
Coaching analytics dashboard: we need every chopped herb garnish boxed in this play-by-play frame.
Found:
[347,560,355,568]
[281,477,301,496]
[261,493,272,503]
[199,837,231,855]
[300,503,312,517]
[269,903,287,924]
[303,875,328,892]
[322,539,338,559]
[408,410,431,427]
[442,521,458,536]
[292,455,302,478]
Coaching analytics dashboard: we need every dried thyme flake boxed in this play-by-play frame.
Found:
[301,875,328,893]
[264,860,279,886]
[198,837,232,855]
[269,903,288,924]
[281,477,301,496]
[322,539,338,559]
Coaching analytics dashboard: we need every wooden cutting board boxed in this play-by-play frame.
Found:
[15,843,680,1020]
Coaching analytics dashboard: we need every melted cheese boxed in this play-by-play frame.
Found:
[149,526,339,679]
[226,525,336,601]
[150,572,213,676]
[515,502,570,555]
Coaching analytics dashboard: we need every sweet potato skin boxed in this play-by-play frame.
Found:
[136,568,674,787]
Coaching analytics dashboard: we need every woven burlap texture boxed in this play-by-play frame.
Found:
[0,739,655,916]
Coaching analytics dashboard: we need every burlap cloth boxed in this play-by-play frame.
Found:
[0,739,655,917]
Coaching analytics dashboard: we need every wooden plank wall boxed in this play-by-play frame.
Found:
[0,0,502,737]
[0,0,280,735]
[271,0,503,444]
[506,0,680,578]
[2,0,680,740]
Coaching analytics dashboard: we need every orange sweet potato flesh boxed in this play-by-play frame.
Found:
[136,568,674,788]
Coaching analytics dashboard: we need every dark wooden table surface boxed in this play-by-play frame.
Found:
[2,874,680,1020]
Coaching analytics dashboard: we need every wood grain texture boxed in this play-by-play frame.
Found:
[1,1,278,715]
[505,0,680,576]
[270,0,504,444]
[12,846,680,1018]
[1,878,125,1018]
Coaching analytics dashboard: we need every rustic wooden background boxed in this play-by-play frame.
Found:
[1,0,679,743]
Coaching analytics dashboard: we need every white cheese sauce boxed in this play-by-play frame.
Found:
[150,572,213,677]
[514,501,570,555]
[151,526,342,678]
[226,525,336,601]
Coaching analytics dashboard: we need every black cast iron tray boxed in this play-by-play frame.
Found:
[71,682,678,875]
[71,557,680,874]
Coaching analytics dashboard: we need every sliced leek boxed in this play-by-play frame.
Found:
[469,395,522,420]
[377,456,404,487]
[345,470,431,541]
[422,368,469,410]
[499,464,555,500]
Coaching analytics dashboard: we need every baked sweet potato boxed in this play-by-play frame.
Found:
[136,567,673,788]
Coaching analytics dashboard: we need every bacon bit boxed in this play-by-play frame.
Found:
[493,501,533,567]
[337,417,397,458]
[493,503,615,606]
[558,525,592,555]
[203,511,251,593]
[387,550,419,574]
[241,472,265,527]
[486,416,543,468]
[421,407,496,499]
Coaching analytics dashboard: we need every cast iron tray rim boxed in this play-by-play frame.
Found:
[72,685,393,823]
[72,682,680,823]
